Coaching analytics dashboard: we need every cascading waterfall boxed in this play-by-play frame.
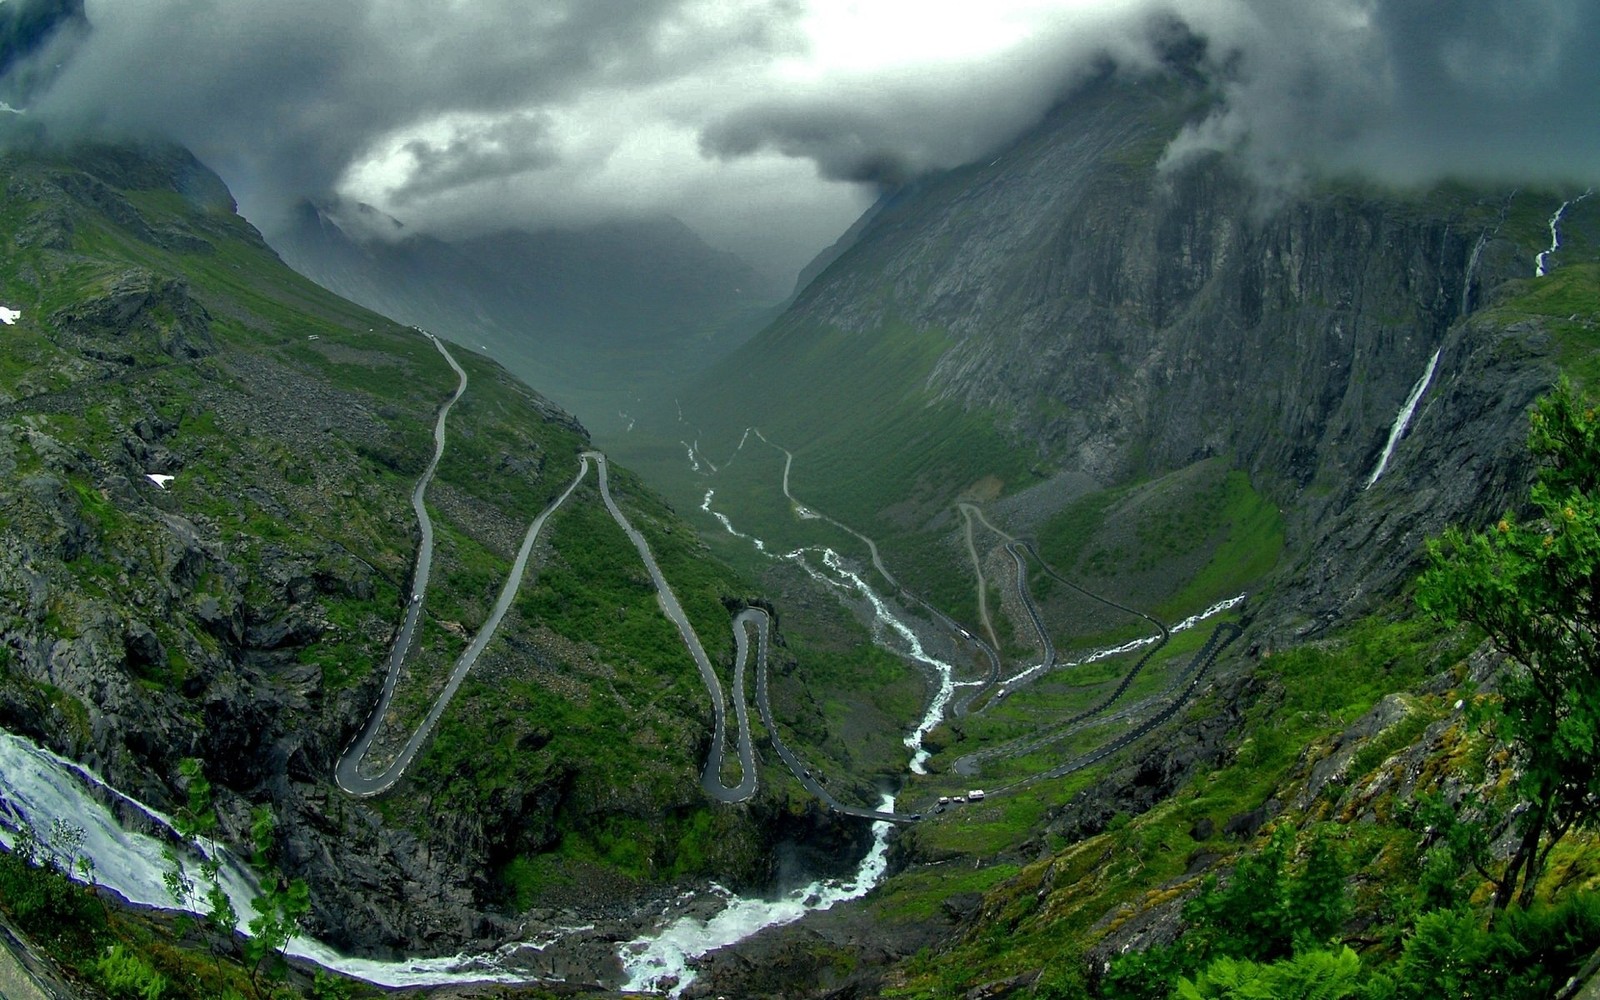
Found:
[1364,349,1441,489]
[700,488,968,775]
[619,794,897,998]
[1536,190,1593,277]
[0,732,568,988]
[998,593,1245,695]
[1461,232,1488,317]
[814,549,965,774]
[701,489,765,551]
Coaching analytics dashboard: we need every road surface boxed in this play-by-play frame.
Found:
[589,451,756,803]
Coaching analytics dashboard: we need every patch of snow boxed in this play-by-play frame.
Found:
[145,474,175,489]
[0,306,20,325]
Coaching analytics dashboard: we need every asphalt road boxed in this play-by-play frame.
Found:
[335,331,468,796]
[744,607,917,824]
[335,381,1224,816]
[589,451,756,803]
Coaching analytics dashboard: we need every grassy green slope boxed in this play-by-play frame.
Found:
[0,142,769,907]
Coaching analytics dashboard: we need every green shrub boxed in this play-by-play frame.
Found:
[1176,947,1365,1000]
[92,944,168,1000]
[0,834,106,951]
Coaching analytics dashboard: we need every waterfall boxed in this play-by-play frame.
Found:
[619,793,896,998]
[0,731,563,988]
[1461,233,1488,317]
[1365,349,1441,489]
[1536,190,1593,277]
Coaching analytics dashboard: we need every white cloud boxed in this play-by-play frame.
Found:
[26,0,1600,282]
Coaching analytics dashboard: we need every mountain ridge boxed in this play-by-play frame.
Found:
[270,198,788,432]
[0,138,843,972]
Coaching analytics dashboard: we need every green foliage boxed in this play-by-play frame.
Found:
[245,877,311,996]
[1176,947,1364,1000]
[249,805,276,871]
[93,944,169,1000]
[310,970,359,999]
[1184,828,1297,963]
[1417,378,1600,908]
[174,757,217,838]
[1396,793,1498,914]
[1286,831,1352,953]
[0,824,106,952]
[1104,826,1351,997]
[1382,897,1600,1000]
[1101,945,1190,1000]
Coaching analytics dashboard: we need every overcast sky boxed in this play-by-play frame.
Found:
[26,0,1600,281]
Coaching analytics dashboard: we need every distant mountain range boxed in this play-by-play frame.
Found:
[269,200,788,427]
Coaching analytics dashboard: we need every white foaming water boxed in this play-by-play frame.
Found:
[1000,594,1245,694]
[0,732,559,989]
[1535,191,1591,277]
[681,442,701,472]
[697,492,956,773]
[1462,233,1488,317]
[816,549,957,774]
[1365,348,1440,489]
[701,489,765,552]
[619,794,896,997]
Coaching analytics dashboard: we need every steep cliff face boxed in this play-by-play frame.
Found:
[681,66,1586,625]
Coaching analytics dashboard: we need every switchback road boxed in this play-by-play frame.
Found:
[338,342,760,800]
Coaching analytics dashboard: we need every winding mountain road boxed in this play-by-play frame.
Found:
[982,621,1241,796]
[336,332,470,796]
[754,430,1002,708]
[340,362,1241,822]
[337,342,762,800]
[743,608,915,823]
[735,431,1236,813]
[589,452,755,802]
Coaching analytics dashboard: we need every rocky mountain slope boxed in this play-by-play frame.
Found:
[0,138,811,960]
[664,61,1591,639]
[617,47,1600,998]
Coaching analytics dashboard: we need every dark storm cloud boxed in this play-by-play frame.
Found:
[20,0,1600,282]
[392,112,560,204]
[1159,0,1600,189]
[699,0,1600,197]
[698,7,1174,189]
[30,0,800,231]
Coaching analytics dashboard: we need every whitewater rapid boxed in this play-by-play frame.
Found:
[997,593,1245,696]
[0,731,565,988]
[619,794,896,997]
[702,492,967,774]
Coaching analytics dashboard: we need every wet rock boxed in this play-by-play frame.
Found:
[1223,799,1280,841]
[123,622,164,670]
[942,892,984,922]
[966,970,1041,999]
[1296,693,1413,809]
[51,269,215,360]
